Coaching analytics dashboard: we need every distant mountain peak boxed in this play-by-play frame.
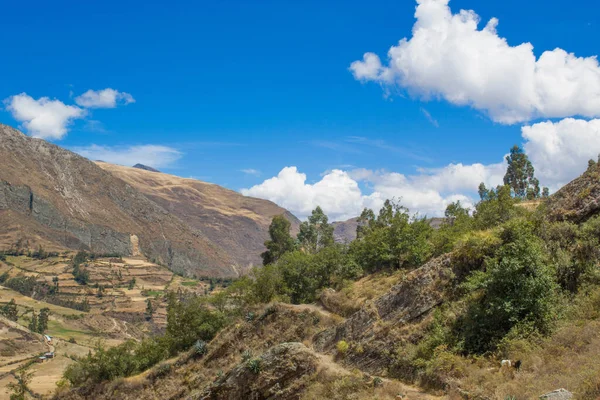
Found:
[133,164,160,173]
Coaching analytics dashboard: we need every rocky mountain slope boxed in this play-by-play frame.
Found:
[0,124,297,277]
[97,162,300,270]
[546,161,600,222]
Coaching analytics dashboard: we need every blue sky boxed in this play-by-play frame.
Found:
[2,0,600,220]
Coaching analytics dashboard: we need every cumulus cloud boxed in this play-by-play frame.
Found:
[243,117,600,221]
[241,162,504,221]
[241,167,365,221]
[350,0,600,124]
[71,144,182,169]
[522,118,600,190]
[4,93,86,140]
[75,88,135,109]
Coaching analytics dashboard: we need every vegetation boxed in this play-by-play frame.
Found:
[7,368,34,400]
[261,214,296,265]
[1,299,19,321]
[55,148,600,398]
[63,292,226,386]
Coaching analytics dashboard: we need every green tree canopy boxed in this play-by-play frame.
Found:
[503,145,541,199]
[297,206,334,253]
[261,215,296,265]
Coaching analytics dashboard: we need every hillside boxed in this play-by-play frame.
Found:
[97,162,300,270]
[0,124,298,277]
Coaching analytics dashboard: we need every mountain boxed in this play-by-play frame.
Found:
[0,124,298,277]
[132,164,160,173]
[96,162,300,270]
[333,216,450,244]
[332,217,359,243]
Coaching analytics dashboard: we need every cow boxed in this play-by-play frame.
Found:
[501,359,512,368]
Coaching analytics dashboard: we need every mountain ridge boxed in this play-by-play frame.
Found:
[0,124,299,277]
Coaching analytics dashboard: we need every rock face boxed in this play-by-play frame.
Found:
[0,124,298,277]
[314,254,453,373]
[197,342,318,400]
[547,162,600,222]
[539,389,573,400]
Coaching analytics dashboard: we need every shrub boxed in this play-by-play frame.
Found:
[247,358,261,374]
[373,376,383,387]
[457,227,559,354]
[193,340,207,357]
[336,340,349,356]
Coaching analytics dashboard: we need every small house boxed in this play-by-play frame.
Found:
[44,352,54,359]
[37,356,46,363]
[44,335,52,343]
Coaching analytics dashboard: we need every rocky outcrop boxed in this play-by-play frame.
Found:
[539,389,573,400]
[197,342,318,400]
[314,254,453,373]
[546,162,600,222]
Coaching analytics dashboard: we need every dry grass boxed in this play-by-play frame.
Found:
[320,270,405,316]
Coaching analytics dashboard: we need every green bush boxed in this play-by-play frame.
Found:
[247,358,261,374]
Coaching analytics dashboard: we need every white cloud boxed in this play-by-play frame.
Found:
[350,0,600,124]
[241,162,504,221]
[71,144,182,169]
[522,118,600,190]
[243,117,600,221]
[75,88,135,109]
[4,93,86,140]
[241,167,365,221]
[241,169,261,176]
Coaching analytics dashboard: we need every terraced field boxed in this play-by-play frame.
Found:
[0,254,208,398]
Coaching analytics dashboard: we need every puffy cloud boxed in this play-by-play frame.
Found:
[241,167,365,221]
[241,162,504,221]
[350,0,600,124]
[71,144,182,169]
[75,88,135,109]
[4,93,86,140]
[522,118,600,190]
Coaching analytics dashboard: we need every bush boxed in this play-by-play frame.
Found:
[193,340,207,357]
[336,340,349,356]
[247,358,261,374]
[457,224,559,354]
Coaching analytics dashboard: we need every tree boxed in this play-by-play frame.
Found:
[261,215,296,265]
[473,185,522,229]
[7,368,33,400]
[28,312,37,332]
[350,200,433,272]
[297,206,334,253]
[503,145,540,199]
[458,221,558,353]
[0,299,19,321]
[52,276,59,294]
[128,278,136,290]
[37,308,49,333]
[542,187,550,198]
[1,299,19,321]
[145,298,154,321]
